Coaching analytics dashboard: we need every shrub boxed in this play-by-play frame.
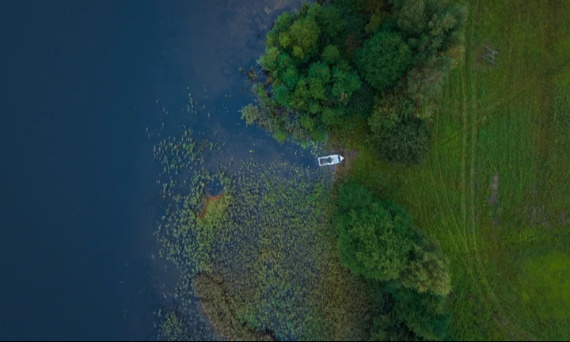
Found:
[370,117,431,164]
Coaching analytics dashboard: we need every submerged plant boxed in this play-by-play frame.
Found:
[153,126,373,340]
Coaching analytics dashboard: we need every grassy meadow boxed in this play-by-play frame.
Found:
[349,1,570,340]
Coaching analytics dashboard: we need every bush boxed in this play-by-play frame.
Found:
[370,117,431,164]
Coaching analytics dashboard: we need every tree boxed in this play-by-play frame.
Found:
[389,286,451,341]
[331,62,362,99]
[356,31,412,91]
[392,0,426,36]
[287,17,321,60]
[336,183,416,281]
[336,182,452,294]
[401,240,451,296]
[321,44,340,65]
[243,0,465,150]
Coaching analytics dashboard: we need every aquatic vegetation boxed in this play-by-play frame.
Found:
[158,310,191,341]
[152,1,570,341]
[205,161,372,340]
[192,273,274,341]
[153,125,374,340]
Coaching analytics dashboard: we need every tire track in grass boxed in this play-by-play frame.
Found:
[456,2,515,337]
[430,74,471,261]
[462,1,509,335]
[460,45,476,265]
[427,111,463,257]
[464,2,531,338]
[422,7,492,337]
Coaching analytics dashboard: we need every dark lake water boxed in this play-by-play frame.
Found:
[0,0,305,340]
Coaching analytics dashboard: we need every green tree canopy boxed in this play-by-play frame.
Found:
[336,182,451,295]
[401,241,451,296]
[336,182,416,281]
[243,0,465,149]
[356,31,412,91]
[390,286,451,340]
[370,286,451,341]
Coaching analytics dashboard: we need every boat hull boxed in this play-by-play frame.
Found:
[318,154,344,166]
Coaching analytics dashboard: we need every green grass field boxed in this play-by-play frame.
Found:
[351,1,570,340]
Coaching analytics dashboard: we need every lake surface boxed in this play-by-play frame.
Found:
[0,0,304,340]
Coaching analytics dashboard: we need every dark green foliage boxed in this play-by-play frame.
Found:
[369,117,432,164]
[311,3,345,38]
[347,83,376,118]
[369,286,451,341]
[331,62,362,98]
[287,17,321,60]
[401,237,451,296]
[392,0,426,36]
[321,106,347,126]
[369,314,416,341]
[274,84,290,106]
[337,181,374,212]
[393,0,467,111]
[404,58,452,110]
[336,182,416,281]
[244,0,465,150]
[355,31,412,91]
[243,2,369,143]
[335,182,450,341]
[389,287,451,341]
[281,66,299,88]
[366,275,452,341]
[321,44,340,65]
[369,92,416,129]
[397,0,466,55]
[309,61,331,83]
[335,182,451,295]
[332,0,370,40]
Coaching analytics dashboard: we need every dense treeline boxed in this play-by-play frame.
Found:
[242,0,465,163]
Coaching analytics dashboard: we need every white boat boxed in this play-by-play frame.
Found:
[318,154,344,166]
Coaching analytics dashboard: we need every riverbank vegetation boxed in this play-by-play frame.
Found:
[155,0,570,340]
[241,0,465,164]
[238,0,464,340]
[154,134,374,340]
[238,0,570,340]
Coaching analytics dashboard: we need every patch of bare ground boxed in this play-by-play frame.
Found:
[488,173,499,227]
[198,192,226,219]
[332,149,360,179]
